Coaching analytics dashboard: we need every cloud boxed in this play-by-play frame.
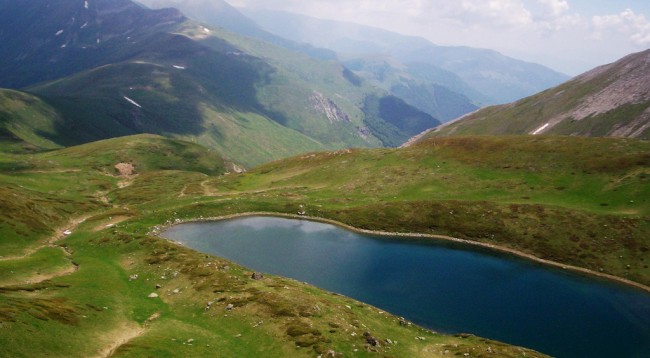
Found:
[440,0,533,27]
[537,0,569,17]
[593,9,650,45]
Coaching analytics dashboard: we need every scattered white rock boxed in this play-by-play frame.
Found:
[63,230,72,235]
[148,293,159,298]
[225,304,234,311]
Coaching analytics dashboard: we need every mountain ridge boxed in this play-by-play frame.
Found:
[420,49,650,140]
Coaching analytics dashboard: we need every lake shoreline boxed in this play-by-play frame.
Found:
[158,211,650,295]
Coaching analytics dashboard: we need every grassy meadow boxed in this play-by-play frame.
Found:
[1,134,649,357]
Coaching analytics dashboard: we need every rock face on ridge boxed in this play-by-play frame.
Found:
[420,49,650,141]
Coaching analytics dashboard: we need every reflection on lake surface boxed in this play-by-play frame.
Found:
[162,216,650,358]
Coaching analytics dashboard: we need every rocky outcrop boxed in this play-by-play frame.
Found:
[310,91,350,123]
[537,50,650,136]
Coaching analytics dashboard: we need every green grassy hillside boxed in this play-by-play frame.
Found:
[426,50,650,140]
[0,89,65,152]
[0,134,547,357]
[29,62,327,168]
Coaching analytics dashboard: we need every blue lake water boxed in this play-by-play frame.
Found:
[162,216,650,357]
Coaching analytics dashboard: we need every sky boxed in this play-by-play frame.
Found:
[227,0,650,75]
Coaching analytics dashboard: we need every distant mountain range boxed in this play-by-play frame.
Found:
[239,8,570,106]
[1,0,643,169]
[140,0,569,123]
[0,0,440,167]
[419,49,650,141]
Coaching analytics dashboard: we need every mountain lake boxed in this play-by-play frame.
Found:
[162,216,650,357]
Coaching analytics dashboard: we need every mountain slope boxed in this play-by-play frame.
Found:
[0,0,186,89]
[0,89,65,152]
[137,0,338,60]
[240,8,570,105]
[425,49,650,140]
[27,62,328,167]
[343,56,479,121]
[1,0,439,167]
[137,1,477,122]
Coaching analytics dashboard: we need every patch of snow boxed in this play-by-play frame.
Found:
[531,123,550,135]
[123,96,142,108]
[61,44,67,48]
[202,27,210,34]
[55,29,64,36]
[96,38,100,44]
[81,22,88,29]
[84,1,89,9]
[172,65,186,70]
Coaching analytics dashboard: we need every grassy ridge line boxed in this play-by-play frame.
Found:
[161,212,650,294]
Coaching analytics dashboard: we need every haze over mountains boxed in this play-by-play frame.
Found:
[240,8,570,104]
[139,0,570,122]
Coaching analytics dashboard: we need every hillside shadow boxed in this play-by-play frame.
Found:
[30,32,291,146]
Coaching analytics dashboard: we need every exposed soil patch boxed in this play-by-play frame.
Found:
[95,323,145,358]
[114,163,137,188]
[95,312,159,357]
[114,163,135,177]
